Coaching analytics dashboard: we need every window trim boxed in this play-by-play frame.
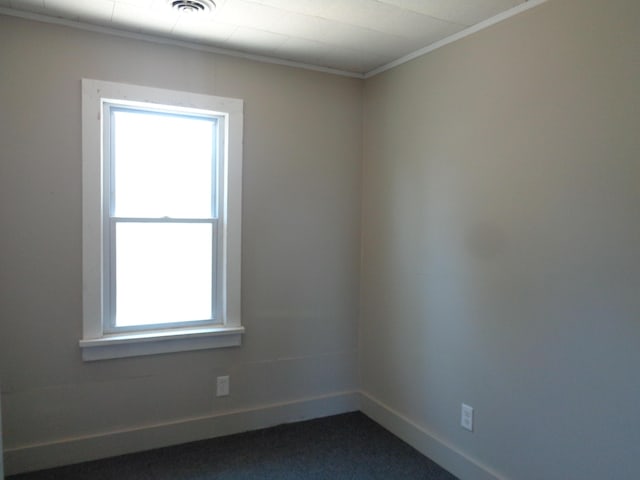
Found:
[80,79,244,361]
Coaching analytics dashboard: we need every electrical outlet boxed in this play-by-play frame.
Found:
[216,375,230,397]
[461,403,473,431]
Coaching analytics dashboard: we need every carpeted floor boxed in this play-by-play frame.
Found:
[8,412,458,479]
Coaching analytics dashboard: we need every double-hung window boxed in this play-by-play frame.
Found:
[80,79,244,361]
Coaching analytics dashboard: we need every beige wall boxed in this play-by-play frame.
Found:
[0,15,362,472]
[361,0,640,479]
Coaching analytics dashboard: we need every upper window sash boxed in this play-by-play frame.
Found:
[104,103,222,221]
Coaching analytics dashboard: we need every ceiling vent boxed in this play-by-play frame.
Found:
[170,0,216,14]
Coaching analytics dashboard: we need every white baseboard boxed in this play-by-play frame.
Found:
[360,392,506,480]
[4,391,360,476]
[6,391,505,479]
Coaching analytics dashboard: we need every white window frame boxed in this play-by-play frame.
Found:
[103,102,222,334]
[80,79,244,361]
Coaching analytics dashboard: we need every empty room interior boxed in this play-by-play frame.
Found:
[0,0,638,479]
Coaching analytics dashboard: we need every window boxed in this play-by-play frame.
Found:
[80,79,244,361]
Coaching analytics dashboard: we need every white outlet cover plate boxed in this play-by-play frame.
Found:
[461,403,473,431]
[217,375,230,396]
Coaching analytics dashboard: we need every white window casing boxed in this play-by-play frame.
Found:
[80,79,244,361]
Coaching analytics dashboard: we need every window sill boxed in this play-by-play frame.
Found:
[79,326,245,361]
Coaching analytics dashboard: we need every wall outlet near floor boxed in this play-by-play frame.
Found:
[461,403,473,431]
[216,375,230,397]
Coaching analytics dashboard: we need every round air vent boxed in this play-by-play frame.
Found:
[170,0,216,14]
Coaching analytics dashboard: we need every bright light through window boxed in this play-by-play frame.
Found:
[110,107,219,330]
[115,223,213,326]
[113,110,216,219]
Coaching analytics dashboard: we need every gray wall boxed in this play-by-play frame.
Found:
[0,395,3,478]
[361,0,640,479]
[0,14,361,465]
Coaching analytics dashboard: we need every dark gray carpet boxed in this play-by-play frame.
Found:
[8,412,458,479]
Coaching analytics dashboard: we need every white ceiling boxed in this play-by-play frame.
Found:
[0,0,532,76]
